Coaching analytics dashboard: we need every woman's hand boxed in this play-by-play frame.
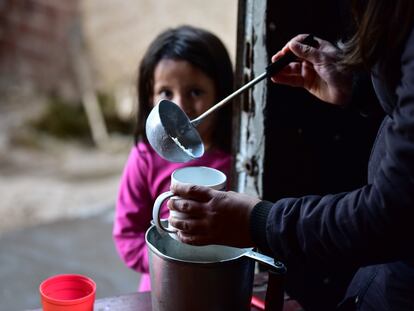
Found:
[168,183,261,247]
[271,34,352,106]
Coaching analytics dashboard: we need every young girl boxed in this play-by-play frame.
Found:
[112,25,234,292]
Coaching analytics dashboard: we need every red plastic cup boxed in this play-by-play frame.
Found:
[39,274,96,311]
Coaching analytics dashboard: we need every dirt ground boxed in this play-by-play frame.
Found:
[0,99,139,311]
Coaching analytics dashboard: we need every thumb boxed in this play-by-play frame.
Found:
[289,40,319,63]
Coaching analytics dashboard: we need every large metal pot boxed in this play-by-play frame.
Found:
[146,224,286,311]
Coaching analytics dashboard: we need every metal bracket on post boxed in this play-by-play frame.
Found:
[242,156,259,177]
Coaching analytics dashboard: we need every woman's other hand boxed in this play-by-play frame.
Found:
[168,183,260,247]
[271,34,352,106]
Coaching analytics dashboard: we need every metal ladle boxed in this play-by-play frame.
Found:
[146,35,317,162]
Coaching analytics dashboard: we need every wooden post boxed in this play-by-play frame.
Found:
[234,0,268,198]
[69,20,109,148]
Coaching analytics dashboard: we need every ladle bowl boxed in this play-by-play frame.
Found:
[146,99,204,162]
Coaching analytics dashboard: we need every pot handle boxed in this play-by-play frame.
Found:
[265,269,285,311]
[244,250,286,311]
[243,250,286,274]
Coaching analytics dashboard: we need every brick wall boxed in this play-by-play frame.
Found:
[0,0,80,99]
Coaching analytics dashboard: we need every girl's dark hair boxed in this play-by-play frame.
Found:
[135,25,234,153]
[341,0,414,86]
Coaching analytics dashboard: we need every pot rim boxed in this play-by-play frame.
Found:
[145,225,252,265]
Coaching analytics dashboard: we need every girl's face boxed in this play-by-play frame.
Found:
[152,59,217,149]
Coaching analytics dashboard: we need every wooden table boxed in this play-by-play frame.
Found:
[81,292,152,311]
[29,291,302,311]
[27,292,151,311]
[28,273,303,311]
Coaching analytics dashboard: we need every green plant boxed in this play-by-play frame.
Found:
[30,93,134,142]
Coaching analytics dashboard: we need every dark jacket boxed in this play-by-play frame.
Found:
[251,26,414,310]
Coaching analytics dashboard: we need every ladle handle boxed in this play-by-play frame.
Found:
[191,34,318,127]
[191,71,267,127]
